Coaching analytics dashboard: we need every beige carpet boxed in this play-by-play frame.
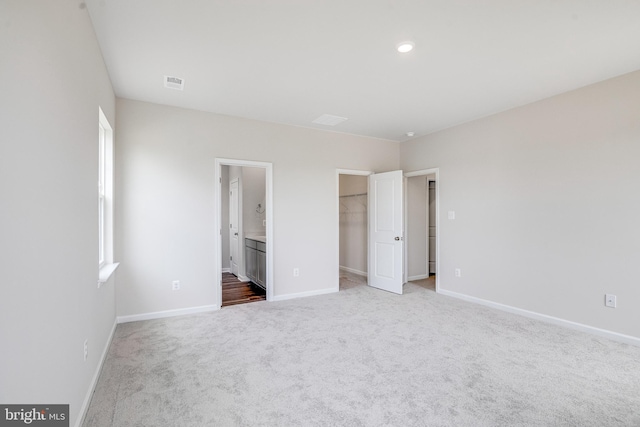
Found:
[84,272,640,426]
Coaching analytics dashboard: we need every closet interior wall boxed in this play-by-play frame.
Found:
[339,175,368,277]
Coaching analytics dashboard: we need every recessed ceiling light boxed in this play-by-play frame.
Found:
[396,41,415,53]
[406,131,415,137]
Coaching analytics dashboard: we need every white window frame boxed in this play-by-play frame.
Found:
[98,118,106,267]
[98,107,118,285]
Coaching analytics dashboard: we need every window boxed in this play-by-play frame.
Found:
[98,107,118,283]
[98,118,106,267]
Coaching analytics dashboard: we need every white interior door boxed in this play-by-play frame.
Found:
[368,170,404,294]
[229,179,239,276]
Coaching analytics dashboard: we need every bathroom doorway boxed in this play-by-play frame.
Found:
[215,159,273,308]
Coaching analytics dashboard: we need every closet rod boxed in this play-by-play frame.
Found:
[339,192,367,198]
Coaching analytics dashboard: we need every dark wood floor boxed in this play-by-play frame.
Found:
[221,272,266,307]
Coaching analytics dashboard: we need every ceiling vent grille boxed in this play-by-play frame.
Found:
[164,75,184,90]
[312,114,348,126]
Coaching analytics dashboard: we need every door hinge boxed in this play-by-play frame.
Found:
[230,256,233,261]
[229,224,232,228]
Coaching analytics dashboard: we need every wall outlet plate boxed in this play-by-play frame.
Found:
[172,280,181,291]
[605,294,616,308]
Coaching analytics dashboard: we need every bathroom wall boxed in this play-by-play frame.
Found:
[242,167,266,236]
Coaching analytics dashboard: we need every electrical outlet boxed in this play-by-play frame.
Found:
[293,268,300,277]
[172,280,181,291]
[605,294,617,308]
[83,340,88,361]
[455,268,461,278]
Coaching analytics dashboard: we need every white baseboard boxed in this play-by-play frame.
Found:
[272,287,337,302]
[222,267,231,273]
[339,266,367,277]
[76,320,117,427]
[237,274,250,282]
[438,289,640,347]
[408,274,429,281]
[117,305,218,324]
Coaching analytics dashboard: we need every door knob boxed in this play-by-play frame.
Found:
[234,232,238,236]
[394,236,401,241]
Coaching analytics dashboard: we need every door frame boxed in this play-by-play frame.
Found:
[336,169,372,291]
[229,178,240,276]
[404,168,440,292]
[215,158,274,307]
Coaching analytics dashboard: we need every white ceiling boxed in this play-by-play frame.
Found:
[86,0,640,142]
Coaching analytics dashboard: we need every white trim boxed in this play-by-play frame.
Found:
[336,169,373,291]
[237,274,250,282]
[215,158,274,306]
[408,274,429,281]
[97,262,120,286]
[116,305,218,324]
[271,287,337,302]
[404,168,440,292]
[76,320,117,427]
[339,266,367,277]
[221,267,231,273]
[439,289,640,347]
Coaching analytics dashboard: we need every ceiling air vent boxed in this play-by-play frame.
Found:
[164,75,184,90]
[312,114,348,126]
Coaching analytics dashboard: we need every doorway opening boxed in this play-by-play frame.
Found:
[215,159,273,308]
[337,170,370,291]
[405,169,439,292]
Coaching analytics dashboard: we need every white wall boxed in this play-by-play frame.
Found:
[339,175,368,275]
[400,70,640,339]
[0,1,117,426]
[242,167,266,236]
[115,99,399,315]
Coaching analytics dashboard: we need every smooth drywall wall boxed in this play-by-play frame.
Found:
[400,70,640,339]
[339,175,368,275]
[0,2,116,426]
[242,167,267,236]
[115,99,398,315]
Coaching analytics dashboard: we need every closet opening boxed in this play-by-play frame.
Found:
[338,171,370,290]
[405,170,439,292]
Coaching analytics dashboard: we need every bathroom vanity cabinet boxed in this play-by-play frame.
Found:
[245,237,266,288]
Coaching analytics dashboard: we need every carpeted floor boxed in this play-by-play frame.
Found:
[84,272,640,426]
